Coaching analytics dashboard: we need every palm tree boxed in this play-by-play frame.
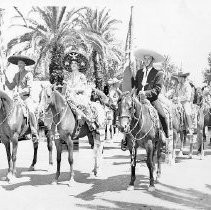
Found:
[77,7,123,90]
[0,8,6,89]
[7,6,86,80]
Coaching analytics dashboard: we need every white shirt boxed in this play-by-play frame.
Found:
[142,66,152,89]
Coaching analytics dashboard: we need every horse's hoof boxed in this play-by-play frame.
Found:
[156,175,161,183]
[47,165,54,173]
[148,186,155,192]
[200,154,204,160]
[92,169,97,176]
[68,179,76,187]
[7,174,16,184]
[51,180,58,185]
[127,185,135,191]
[28,166,35,171]
[7,172,13,181]
[188,154,193,159]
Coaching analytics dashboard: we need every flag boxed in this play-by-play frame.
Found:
[122,6,135,92]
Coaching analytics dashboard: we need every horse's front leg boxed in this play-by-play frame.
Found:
[127,148,137,191]
[66,136,75,187]
[93,131,104,177]
[146,140,155,191]
[8,133,19,183]
[52,139,62,185]
[178,131,185,156]
[29,140,39,171]
[46,127,54,171]
[4,141,12,180]
[109,124,113,140]
[156,142,162,182]
[188,134,194,159]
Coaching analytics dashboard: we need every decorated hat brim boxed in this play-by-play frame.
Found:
[8,55,35,66]
[63,51,89,73]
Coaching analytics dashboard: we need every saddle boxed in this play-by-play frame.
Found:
[66,99,99,139]
[139,98,160,131]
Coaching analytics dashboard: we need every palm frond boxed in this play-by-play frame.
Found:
[13,6,28,26]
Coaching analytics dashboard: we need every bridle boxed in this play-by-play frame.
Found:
[118,95,153,141]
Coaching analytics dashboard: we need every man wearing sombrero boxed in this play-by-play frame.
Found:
[121,49,169,151]
[173,71,193,135]
[4,55,38,142]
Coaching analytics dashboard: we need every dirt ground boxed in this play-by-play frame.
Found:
[0,133,211,210]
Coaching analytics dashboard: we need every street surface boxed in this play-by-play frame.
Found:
[0,133,211,210]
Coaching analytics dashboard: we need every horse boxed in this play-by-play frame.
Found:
[118,91,162,191]
[196,101,211,159]
[0,90,40,183]
[39,85,106,186]
[171,101,188,158]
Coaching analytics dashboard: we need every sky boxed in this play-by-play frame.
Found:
[1,0,211,86]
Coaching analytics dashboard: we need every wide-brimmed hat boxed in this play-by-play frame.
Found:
[173,71,190,78]
[134,49,165,63]
[8,55,35,66]
[108,78,120,85]
[63,51,89,73]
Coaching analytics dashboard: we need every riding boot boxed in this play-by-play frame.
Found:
[121,135,127,151]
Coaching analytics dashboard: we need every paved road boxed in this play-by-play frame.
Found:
[0,134,211,210]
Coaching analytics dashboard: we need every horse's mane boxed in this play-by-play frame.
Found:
[0,90,13,115]
[54,89,66,104]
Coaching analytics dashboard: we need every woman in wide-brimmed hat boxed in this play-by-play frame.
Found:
[63,51,108,135]
[4,55,39,142]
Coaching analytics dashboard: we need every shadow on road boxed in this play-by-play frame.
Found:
[75,172,149,201]
[148,183,211,210]
[76,199,172,210]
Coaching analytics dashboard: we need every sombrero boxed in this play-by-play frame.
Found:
[63,51,89,73]
[108,78,120,85]
[8,55,35,66]
[134,49,165,63]
[173,71,190,78]
[153,62,163,70]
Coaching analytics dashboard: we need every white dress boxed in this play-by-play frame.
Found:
[64,71,92,107]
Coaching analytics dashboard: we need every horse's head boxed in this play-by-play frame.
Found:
[39,84,56,113]
[118,89,136,132]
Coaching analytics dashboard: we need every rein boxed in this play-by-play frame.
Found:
[121,97,153,141]
[120,96,153,166]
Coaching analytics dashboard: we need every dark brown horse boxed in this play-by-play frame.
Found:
[118,91,162,191]
[0,90,40,183]
[39,85,105,186]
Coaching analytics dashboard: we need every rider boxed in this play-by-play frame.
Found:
[4,55,38,142]
[121,48,169,151]
[173,71,193,135]
[62,51,107,134]
[107,77,122,129]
